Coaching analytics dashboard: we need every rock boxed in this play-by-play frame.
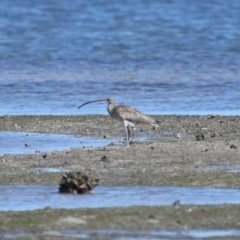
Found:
[100,155,110,162]
[148,214,155,219]
[59,171,99,194]
[196,133,205,141]
[173,199,181,206]
[206,114,216,119]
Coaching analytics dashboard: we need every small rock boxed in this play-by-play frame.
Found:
[42,154,47,158]
[206,114,216,119]
[230,145,237,149]
[150,146,154,150]
[44,206,52,210]
[129,140,134,145]
[176,133,181,139]
[173,200,181,206]
[196,133,205,141]
[148,214,155,219]
[100,156,110,162]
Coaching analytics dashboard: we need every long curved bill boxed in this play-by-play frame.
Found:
[78,98,107,109]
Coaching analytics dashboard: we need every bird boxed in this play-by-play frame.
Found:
[78,97,159,149]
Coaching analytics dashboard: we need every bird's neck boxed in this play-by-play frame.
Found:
[107,102,115,114]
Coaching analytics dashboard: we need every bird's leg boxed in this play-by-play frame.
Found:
[127,126,131,140]
[123,120,130,149]
[123,120,135,149]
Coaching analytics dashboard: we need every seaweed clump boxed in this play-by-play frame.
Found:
[59,172,99,194]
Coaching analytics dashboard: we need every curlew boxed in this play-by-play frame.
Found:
[78,97,159,149]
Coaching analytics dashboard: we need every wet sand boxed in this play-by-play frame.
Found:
[0,115,240,239]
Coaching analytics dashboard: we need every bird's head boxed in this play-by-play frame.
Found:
[106,97,115,105]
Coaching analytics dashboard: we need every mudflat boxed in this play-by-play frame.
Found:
[0,115,240,239]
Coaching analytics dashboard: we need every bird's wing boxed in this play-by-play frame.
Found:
[112,105,158,125]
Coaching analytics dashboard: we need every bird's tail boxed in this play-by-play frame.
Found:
[151,120,161,128]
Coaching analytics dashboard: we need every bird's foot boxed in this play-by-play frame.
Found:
[125,144,130,150]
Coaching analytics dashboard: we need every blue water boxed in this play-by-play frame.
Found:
[1,185,240,239]
[0,0,239,116]
[2,229,240,240]
[1,186,240,211]
[0,132,115,155]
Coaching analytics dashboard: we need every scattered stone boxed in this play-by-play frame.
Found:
[176,133,181,139]
[196,133,205,141]
[211,133,216,138]
[230,145,237,149]
[148,214,155,219]
[150,146,154,150]
[100,155,110,162]
[172,200,181,206]
[59,172,99,194]
[206,114,216,119]
[129,140,134,145]
[42,154,47,158]
[44,206,52,210]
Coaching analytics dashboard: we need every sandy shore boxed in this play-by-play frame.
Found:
[0,115,240,238]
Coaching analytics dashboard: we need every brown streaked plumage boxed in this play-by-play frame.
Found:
[78,97,159,149]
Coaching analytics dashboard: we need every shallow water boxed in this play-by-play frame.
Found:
[0,0,240,116]
[2,229,240,240]
[207,165,240,173]
[1,186,240,211]
[63,229,240,240]
[0,132,115,156]
[32,167,70,173]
